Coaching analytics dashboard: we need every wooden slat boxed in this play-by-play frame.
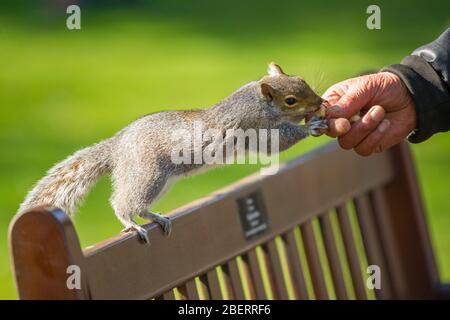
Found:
[206,269,223,299]
[220,264,235,299]
[82,142,394,299]
[185,279,200,299]
[336,204,367,299]
[227,259,245,299]
[265,240,289,299]
[354,194,391,299]
[198,275,211,300]
[369,188,403,298]
[177,285,188,300]
[257,244,278,299]
[239,255,257,299]
[163,289,176,300]
[282,231,309,299]
[319,214,348,299]
[300,221,328,299]
[246,249,267,299]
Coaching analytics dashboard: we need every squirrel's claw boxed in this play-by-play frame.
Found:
[121,224,151,244]
[135,226,151,244]
[307,116,328,137]
[139,211,172,237]
[156,215,172,236]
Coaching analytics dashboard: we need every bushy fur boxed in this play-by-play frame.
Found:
[19,139,113,215]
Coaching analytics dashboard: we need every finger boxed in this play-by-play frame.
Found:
[327,118,351,138]
[326,89,372,119]
[354,119,390,156]
[338,105,385,150]
[321,90,342,106]
[373,121,406,154]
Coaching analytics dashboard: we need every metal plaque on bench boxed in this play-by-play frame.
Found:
[236,191,269,240]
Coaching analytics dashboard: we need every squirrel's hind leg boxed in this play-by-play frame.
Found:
[139,211,172,236]
[110,155,175,243]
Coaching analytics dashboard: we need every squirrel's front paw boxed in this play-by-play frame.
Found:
[307,116,328,137]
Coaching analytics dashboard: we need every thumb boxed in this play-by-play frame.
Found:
[326,88,371,119]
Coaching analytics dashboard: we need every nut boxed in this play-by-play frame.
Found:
[314,105,327,118]
[350,114,361,123]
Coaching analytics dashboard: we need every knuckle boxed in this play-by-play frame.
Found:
[328,127,340,138]
[355,146,371,157]
[338,138,353,150]
[359,121,375,132]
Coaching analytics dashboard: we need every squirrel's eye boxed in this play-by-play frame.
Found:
[285,97,297,106]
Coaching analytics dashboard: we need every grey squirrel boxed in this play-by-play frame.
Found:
[18,63,328,243]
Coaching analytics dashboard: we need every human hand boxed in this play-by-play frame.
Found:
[322,72,417,156]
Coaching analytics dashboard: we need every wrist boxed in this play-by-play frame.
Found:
[382,59,450,143]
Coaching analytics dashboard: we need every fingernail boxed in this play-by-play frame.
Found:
[370,107,384,122]
[378,119,390,132]
[336,118,351,134]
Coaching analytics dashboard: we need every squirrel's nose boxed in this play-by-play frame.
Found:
[311,98,324,111]
[317,97,325,107]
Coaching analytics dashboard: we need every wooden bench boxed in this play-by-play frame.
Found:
[9,141,450,299]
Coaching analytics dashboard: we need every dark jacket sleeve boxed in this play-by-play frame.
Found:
[381,28,450,143]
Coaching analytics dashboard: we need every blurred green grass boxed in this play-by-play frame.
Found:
[0,0,449,299]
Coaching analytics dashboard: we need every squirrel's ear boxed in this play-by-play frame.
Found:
[261,83,275,101]
[267,62,286,76]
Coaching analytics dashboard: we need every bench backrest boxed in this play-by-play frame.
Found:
[9,141,443,299]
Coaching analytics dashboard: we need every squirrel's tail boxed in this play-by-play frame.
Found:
[18,138,114,216]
